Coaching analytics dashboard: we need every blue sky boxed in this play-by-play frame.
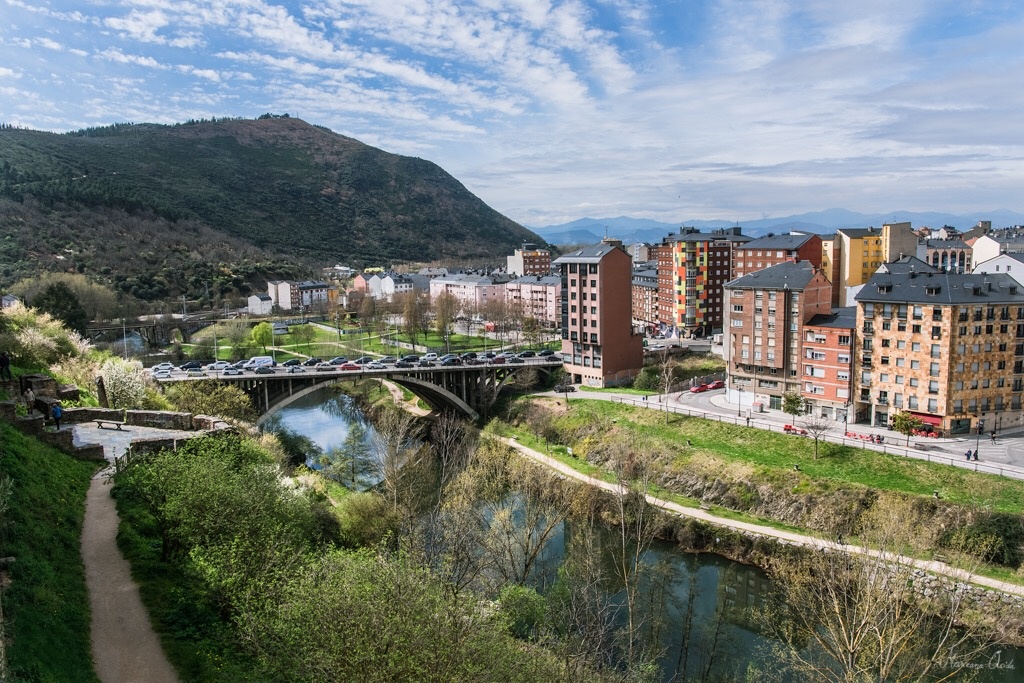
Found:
[3,1,1024,227]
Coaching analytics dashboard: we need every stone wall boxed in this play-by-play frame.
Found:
[62,407,126,425]
[126,410,193,431]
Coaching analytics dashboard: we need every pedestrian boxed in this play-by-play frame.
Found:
[745,416,751,427]
[965,449,972,461]
[973,450,979,461]
[0,351,11,380]
[51,402,63,430]
[836,532,844,546]
[22,386,34,414]
[991,431,997,444]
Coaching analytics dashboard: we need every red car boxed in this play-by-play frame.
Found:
[689,384,709,393]
[340,363,360,371]
[706,380,725,390]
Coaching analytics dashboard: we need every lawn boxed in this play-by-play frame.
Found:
[521,398,1024,514]
[0,424,101,682]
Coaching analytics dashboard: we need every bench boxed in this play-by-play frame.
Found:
[95,419,127,431]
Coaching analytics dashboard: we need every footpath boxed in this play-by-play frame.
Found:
[499,434,1024,599]
[76,423,181,683]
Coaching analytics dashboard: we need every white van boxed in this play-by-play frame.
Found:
[243,356,275,369]
[422,352,439,361]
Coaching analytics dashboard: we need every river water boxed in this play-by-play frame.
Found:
[271,387,1021,682]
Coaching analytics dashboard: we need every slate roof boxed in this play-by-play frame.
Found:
[838,227,880,239]
[724,260,819,291]
[806,307,856,330]
[661,227,750,244]
[854,271,1024,305]
[924,238,970,249]
[509,275,561,286]
[736,233,818,250]
[878,255,939,275]
[553,243,620,264]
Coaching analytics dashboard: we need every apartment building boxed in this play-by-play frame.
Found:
[657,227,750,338]
[429,274,506,312]
[505,275,561,327]
[723,261,833,412]
[853,271,1024,434]
[554,239,643,387]
[731,233,822,279]
[920,238,972,273]
[506,243,552,277]
[835,222,918,306]
[631,266,659,334]
[820,233,842,307]
[800,307,855,422]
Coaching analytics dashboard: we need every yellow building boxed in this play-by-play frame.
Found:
[836,222,917,305]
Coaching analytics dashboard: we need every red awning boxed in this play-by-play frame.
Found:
[910,413,942,427]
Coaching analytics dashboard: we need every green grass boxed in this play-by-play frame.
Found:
[0,424,101,682]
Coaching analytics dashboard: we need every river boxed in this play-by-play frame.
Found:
[271,387,1021,682]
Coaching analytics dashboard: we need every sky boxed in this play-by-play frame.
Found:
[3,1,1024,227]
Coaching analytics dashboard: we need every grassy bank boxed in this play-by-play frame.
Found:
[0,424,100,682]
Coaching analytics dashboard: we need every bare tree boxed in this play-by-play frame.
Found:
[434,291,459,354]
[759,498,997,683]
[799,411,835,460]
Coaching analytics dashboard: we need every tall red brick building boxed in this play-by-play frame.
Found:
[554,239,644,387]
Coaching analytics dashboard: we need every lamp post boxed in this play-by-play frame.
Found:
[975,414,985,457]
[737,385,743,417]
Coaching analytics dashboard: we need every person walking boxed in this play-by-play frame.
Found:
[22,386,34,414]
[965,449,972,461]
[973,450,979,461]
[51,402,63,430]
[0,351,11,380]
[991,431,997,444]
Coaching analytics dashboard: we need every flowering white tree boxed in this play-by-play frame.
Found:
[99,357,147,409]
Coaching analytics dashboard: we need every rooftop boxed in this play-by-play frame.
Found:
[854,271,1024,305]
[724,260,819,291]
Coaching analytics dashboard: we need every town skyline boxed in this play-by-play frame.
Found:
[4,2,1024,227]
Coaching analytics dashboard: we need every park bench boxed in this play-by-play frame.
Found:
[94,419,127,431]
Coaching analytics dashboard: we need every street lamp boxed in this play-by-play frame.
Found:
[975,414,985,458]
[737,385,743,416]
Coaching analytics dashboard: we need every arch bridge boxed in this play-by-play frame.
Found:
[158,358,563,422]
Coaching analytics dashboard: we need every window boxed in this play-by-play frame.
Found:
[838,335,851,346]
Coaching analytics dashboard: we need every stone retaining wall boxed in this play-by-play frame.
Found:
[62,407,126,424]
[126,410,194,431]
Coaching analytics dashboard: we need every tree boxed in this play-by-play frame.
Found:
[782,391,805,421]
[891,410,925,446]
[321,421,374,489]
[31,281,90,336]
[291,323,316,354]
[759,498,996,683]
[99,357,147,409]
[251,321,273,353]
[434,292,459,354]
[165,379,256,422]
[799,412,835,460]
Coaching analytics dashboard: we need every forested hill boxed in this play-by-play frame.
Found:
[0,116,542,300]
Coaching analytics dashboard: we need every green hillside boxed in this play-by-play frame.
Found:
[0,116,542,301]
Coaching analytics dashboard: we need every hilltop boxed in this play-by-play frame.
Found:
[0,116,541,301]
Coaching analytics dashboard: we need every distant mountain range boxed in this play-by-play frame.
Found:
[532,209,1024,246]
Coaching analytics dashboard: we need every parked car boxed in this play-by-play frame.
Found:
[706,380,725,390]
[282,359,302,367]
[303,358,323,367]
[365,361,387,370]
[518,350,536,358]
[553,384,576,393]
[689,383,710,393]
[422,352,439,361]
[180,360,203,370]
[340,363,360,371]
[150,362,175,373]
[328,356,349,365]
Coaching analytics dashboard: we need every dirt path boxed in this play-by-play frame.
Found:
[501,436,1024,598]
[81,470,179,683]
